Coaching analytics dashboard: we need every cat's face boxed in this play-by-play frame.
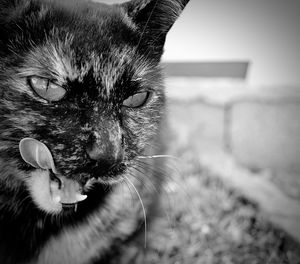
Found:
[0,0,188,214]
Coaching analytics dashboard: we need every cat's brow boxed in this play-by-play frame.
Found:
[19,38,158,99]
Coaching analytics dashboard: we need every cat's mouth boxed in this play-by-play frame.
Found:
[19,138,125,213]
[49,172,87,206]
[20,138,87,213]
[25,169,87,213]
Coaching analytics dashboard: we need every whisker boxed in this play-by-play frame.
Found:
[134,159,199,215]
[17,194,32,214]
[123,175,147,248]
[134,159,180,181]
[128,166,174,230]
[137,154,179,160]
[122,177,135,207]
[127,167,159,194]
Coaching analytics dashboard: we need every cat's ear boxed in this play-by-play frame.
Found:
[120,0,189,55]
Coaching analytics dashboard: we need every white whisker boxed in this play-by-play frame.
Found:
[128,166,175,231]
[123,175,147,248]
[137,154,179,160]
[123,177,135,207]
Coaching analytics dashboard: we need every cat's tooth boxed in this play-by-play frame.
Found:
[74,204,78,212]
[76,194,87,202]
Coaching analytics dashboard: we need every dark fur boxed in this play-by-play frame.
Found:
[0,0,189,263]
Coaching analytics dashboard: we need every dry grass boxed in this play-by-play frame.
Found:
[134,100,300,264]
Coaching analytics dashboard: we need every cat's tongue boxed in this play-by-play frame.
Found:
[19,138,57,173]
[19,138,87,205]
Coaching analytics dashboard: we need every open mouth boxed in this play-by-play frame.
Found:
[24,169,88,214]
[19,138,88,213]
[49,172,87,205]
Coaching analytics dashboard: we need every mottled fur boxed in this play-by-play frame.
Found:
[0,0,189,263]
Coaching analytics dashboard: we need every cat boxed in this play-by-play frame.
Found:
[0,0,189,263]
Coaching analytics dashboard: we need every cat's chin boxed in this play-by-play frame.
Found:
[25,169,87,214]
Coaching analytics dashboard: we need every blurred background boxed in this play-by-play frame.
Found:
[103,0,300,262]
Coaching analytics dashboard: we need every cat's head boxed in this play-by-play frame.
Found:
[0,0,189,214]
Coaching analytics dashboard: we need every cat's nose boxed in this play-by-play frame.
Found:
[86,132,123,167]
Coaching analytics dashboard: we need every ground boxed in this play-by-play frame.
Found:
[133,99,300,263]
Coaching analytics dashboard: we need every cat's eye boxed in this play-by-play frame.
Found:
[28,76,66,102]
[123,92,150,108]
